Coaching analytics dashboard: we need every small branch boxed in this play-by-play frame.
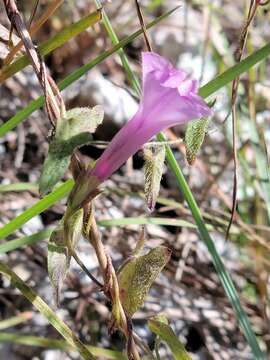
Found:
[134,0,152,52]
[28,0,40,27]
[71,250,103,289]
[226,0,259,238]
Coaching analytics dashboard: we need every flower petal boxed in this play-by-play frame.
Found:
[142,52,187,89]
[162,68,187,88]
[71,52,213,208]
[177,79,198,95]
[142,52,172,83]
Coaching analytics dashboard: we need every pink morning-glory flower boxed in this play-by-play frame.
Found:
[69,52,212,209]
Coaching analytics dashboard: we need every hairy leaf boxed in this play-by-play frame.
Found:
[185,118,210,165]
[117,246,171,316]
[48,209,83,304]
[144,145,166,211]
[148,315,192,360]
[39,106,104,195]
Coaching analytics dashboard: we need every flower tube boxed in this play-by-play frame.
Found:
[69,52,212,210]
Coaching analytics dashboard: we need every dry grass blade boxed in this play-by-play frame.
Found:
[134,0,153,52]
[28,0,39,27]
[4,0,63,66]
[226,0,260,239]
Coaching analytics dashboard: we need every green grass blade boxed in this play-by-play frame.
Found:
[0,229,52,253]
[0,262,95,360]
[98,216,207,229]
[0,8,176,138]
[0,10,102,83]
[0,312,32,330]
[0,217,207,254]
[199,42,270,98]
[94,0,141,96]
[0,96,44,137]
[0,182,38,193]
[0,333,127,359]
[0,180,74,240]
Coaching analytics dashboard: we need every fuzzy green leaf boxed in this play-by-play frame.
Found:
[185,118,210,165]
[48,209,83,304]
[148,315,192,360]
[117,246,171,316]
[144,145,166,211]
[39,106,104,195]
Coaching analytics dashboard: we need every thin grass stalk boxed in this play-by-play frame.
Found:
[94,0,141,96]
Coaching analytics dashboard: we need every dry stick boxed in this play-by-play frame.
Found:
[4,0,63,65]
[3,0,41,75]
[28,0,40,27]
[71,250,103,289]
[134,0,152,52]
[226,0,260,239]
[39,57,61,125]
[200,155,232,202]
[86,206,140,360]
